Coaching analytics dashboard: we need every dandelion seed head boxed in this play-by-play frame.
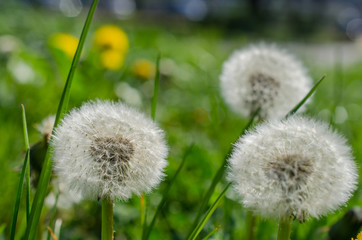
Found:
[36,115,55,142]
[227,116,358,222]
[220,44,312,119]
[52,100,168,201]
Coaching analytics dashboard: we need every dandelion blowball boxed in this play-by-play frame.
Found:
[227,116,358,222]
[51,100,168,201]
[220,44,312,119]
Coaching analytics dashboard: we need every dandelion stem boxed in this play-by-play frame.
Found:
[277,216,293,240]
[102,198,114,240]
[245,211,257,240]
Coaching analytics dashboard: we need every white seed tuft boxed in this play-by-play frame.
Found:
[51,100,168,201]
[227,116,358,222]
[220,43,312,119]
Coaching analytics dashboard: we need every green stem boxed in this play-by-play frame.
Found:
[245,211,257,240]
[102,198,114,240]
[21,104,31,222]
[277,216,293,240]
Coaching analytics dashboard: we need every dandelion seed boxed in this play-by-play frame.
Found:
[227,116,358,222]
[51,100,168,201]
[220,44,312,119]
[36,115,55,142]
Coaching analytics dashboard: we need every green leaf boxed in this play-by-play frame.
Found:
[24,1,99,239]
[142,144,194,240]
[201,225,220,240]
[188,183,232,240]
[285,74,326,118]
[141,53,163,240]
[187,108,260,238]
[10,105,31,240]
[46,193,59,240]
[0,224,6,235]
[22,104,31,223]
[151,54,161,120]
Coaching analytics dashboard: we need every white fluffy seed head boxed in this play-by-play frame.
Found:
[51,100,168,201]
[36,115,55,142]
[227,116,358,222]
[220,43,312,119]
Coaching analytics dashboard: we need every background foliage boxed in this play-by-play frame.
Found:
[1,1,362,239]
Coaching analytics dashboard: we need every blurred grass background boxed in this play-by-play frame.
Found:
[1,0,362,239]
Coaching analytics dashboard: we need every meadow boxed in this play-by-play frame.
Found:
[1,1,362,240]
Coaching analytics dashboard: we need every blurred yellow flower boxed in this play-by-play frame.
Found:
[100,49,125,70]
[49,33,78,59]
[352,231,362,240]
[131,59,156,79]
[94,25,129,54]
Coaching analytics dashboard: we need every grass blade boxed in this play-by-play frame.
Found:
[188,183,232,240]
[22,105,31,223]
[24,1,99,239]
[187,108,260,238]
[141,53,162,239]
[9,105,31,240]
[201,225,220,240]
[151,54,161,120]
[142,144,194,240]
[46,193,59,240]
[285,74,326,118]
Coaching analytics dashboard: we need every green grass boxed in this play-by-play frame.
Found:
[0,2,361,239]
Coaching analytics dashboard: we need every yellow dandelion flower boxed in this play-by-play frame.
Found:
[131,59,156,79]
[352,231,362,240]
[100,49,125,70]
[49,33,78,59]
[94,25,129,53]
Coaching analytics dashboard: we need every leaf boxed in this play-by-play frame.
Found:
[285,74,326,118]
[188,183,231,240]
[46,193,59,240]
[186,108,260,238]
[9,105,31,240]
[201,225,220,240]
[142,144,194,240]
[151,53,161,120]
[24,1,100,239]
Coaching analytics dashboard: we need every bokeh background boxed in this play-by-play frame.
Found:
[1,0,362,239]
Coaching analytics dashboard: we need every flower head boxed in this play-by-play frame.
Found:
[49,33,78,59]
[131,59,156,80]
[36,115,55,142]
[93,25,129,70]
[220,44,312,119]
[100,49,125,70]
[227,116,358,222]
[94,25,129,54]
[352,231,362,240]
[51,100,168,201]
